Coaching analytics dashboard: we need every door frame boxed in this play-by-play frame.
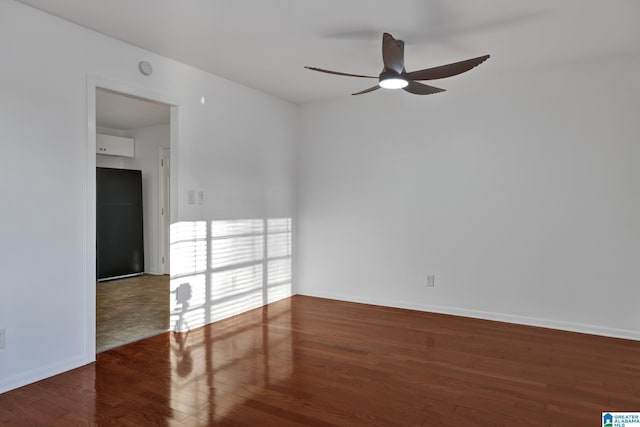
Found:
[85,75,179,359]
[158,147,171,275]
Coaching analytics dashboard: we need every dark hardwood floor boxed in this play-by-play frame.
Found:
[1,296,639,426]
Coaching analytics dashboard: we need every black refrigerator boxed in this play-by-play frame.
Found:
[97,167,144,281]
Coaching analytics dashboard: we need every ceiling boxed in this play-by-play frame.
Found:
[96,88,170,130]
[17,0,640,104]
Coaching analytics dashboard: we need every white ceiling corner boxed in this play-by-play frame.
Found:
[16,0,640,104]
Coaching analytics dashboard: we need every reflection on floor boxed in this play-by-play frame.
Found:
[4,295,640,426]
[96,274,169,353]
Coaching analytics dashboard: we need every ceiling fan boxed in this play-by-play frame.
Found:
[305,33,490,95]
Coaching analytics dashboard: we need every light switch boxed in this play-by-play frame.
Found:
[187,190,195,205]
[197,190,205,205]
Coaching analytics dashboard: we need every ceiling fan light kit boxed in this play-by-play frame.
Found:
[379,72,408,89]
[305,32,490,96]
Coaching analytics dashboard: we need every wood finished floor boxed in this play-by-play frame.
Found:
[2,295,639,426]
[96,274,169,353]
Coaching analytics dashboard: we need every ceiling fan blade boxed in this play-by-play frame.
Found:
[406,55,490,81]
[352,85,381,96]
[382,33,405,74]
[403,81,446,95]
[304,66,376,79]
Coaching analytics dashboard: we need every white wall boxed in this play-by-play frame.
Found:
[0,0,296,393]
[297,55,640,340]
[97,124,170,274]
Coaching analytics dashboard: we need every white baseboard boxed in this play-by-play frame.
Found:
[0,353,92,395]
[145,271,166,276]
[298,290,640,342]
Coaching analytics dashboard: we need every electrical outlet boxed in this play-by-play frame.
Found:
[426,275,435,288]
[0,328,5,349]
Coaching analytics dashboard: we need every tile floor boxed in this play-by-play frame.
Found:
[96,274,169,352]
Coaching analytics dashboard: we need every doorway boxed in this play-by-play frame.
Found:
[94,88,172,352]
